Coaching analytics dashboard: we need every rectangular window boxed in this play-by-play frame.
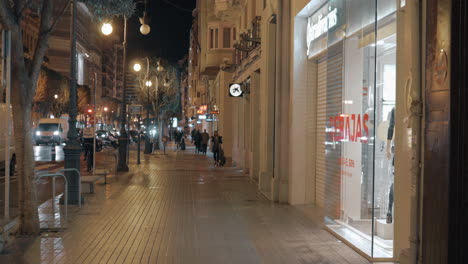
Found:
[223,28,231,48]
[210,29,215,49]
[209,26,235,50]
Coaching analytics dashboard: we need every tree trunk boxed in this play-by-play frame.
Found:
[10,27,40,235]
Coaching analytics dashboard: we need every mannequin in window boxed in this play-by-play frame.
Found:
[386,107,395,224]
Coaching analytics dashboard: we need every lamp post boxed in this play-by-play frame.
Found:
[101,12,150,171]
[144,79,153,154]
[117,17,130,172]
[63,0,81,205]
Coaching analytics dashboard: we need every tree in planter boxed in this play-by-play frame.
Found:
[0,0,133,235]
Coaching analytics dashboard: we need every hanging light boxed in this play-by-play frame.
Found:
[140,24,151,35]
[139,9,151,35]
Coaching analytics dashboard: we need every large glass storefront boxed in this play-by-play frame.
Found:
[305,0,397,260]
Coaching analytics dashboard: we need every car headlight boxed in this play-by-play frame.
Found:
[36,131,41,136]
[53,131,59,136]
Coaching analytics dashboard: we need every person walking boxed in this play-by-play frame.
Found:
[211,131,223,166]
[201,129,210,154]
[194,129,202,153]
[191,129,195,144]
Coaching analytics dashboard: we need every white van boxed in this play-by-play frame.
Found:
[35,118,69,145]
[0,104,15,175]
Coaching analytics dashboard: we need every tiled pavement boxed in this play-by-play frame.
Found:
[0,145,374,264]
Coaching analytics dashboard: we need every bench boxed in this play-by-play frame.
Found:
[94,168,111,184]
[81,176,101,193]
[81,169,110,193]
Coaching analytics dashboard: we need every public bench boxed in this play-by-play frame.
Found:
[81,169,110,193]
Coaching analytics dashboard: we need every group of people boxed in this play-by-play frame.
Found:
[191,129,224,166]
[192,129,210,154]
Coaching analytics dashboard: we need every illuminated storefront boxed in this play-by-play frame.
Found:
[292,0,398,261]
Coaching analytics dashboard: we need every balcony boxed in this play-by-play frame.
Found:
[214,0,242,20]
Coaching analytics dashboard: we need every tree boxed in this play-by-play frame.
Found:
[33,68,69,121]
[135,59,180,145]
[0,0,133,235]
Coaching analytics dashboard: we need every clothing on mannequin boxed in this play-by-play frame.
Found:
[386,107,395,224]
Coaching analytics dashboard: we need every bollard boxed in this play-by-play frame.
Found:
[51,144,56,161]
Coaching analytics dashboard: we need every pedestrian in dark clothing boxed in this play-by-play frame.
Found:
[211,131,223,166]
[201,129,209,154]
[195,130,202,153]
[191,129,195,144]
[180,137,186,150]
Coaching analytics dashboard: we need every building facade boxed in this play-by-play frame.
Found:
[188,0,468,263]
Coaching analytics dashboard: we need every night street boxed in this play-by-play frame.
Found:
[1,0,467,263]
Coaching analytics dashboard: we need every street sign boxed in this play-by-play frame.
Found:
[229,83,243,97]
[128,105,143,115]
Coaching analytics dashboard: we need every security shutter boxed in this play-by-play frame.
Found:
[315,58,327,208]
[315,42,343,214]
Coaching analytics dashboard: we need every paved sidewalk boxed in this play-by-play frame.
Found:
[0,145,372,264]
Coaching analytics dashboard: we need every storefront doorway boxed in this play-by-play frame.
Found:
[295,0,398,261]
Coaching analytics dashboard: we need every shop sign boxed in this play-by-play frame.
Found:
[229,83,243,97]
[306,5,339,54]
[327,113,370,143]
[197,105,208,114]
[206,114,214,122]
[198,114,207,120]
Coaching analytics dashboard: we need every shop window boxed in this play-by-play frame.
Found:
[304,0,397,261]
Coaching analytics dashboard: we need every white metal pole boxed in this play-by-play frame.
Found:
[3,30,11,219]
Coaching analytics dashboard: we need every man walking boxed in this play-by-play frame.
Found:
[201,129,209,154]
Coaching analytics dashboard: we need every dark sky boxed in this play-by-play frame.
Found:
[127,0,196,62]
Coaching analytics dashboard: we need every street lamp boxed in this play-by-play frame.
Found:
[54,94,58,99]
[133,63,142,72]
[145,80,152,87]
[101,23,113,36]
[101,18,131,172]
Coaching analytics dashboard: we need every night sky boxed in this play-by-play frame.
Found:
[126,0,196,62]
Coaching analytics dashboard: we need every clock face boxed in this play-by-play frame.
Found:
[229,83,243,97]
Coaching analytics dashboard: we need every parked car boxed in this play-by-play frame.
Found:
[0,104,16,176]
[35,118,69,145]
